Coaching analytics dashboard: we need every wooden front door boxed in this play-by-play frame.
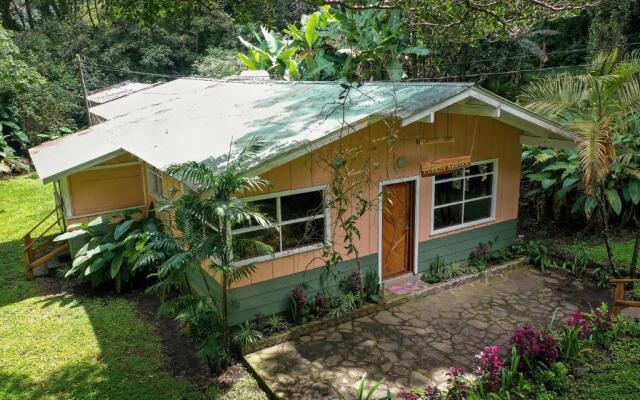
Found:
[381,181,415,279]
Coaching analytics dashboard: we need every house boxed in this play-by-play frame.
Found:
[28,78,573,324]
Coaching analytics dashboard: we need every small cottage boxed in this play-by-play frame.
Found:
[28,79,573,324]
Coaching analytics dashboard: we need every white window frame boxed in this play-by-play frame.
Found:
[232,185,330,266]
[147,166,165,200]
[430,159,498,235]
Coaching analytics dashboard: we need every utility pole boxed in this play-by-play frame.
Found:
[75,54,93,127]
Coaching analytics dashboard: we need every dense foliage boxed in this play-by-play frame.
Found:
[0,1,638,172]
[55,208,161,292]
[140,139,273,370]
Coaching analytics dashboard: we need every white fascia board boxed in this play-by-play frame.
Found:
[40,149,125,184]
[467,88,574,141]
[400,90,474,127]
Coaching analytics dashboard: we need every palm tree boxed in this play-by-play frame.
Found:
[142,138,273,368]
[519,50,640,275]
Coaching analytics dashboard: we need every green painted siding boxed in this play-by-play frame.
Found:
[189,219,518,325]
[228,255,378,325]
[417,219,518,271]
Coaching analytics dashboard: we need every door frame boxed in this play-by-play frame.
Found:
[377,176,420,284]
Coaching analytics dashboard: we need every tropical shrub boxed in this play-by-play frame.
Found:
[55,209,159,292]
[508,326,559,372]
[238,5,429,81]
[232,321,263,348]
[144,139,273,370]
[290,286,309,323]
[264,314,289,335]
[0,104,30,175]
[363,269,380,302]
[475,345,505,392]
[346,269,362,295]
[539,362,569,392]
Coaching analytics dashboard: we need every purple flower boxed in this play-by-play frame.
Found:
[508,326,559,371]
[398,391,420,400]
[313,293,328,315]
[566,311,591,338]
[292,287,307,308]
[446,367,465,380]
[475,345,504,392]
[347,270,362,294]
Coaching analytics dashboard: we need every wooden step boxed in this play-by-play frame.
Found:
[29,243,69,269]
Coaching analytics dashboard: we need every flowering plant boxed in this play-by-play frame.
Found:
[565,311,591,339]
[476,345,505,392]
[290,287,308,322]
[445,367,471,400]
[346,270,362,294]
[508,326,559,370]
[313,293,328,316]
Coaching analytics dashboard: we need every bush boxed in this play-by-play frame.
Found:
[56,209,159,292]
[508,326,559,371]
[475,345,505,392]
[539,362,569,392]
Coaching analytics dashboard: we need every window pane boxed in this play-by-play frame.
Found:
[233,198,277,229]
[434,180,463,206]
[465,162,493,176]
[465,175,493,199]
[281,218,325,251]
[434,169,464,181]
[464,198,492,223]
[433,204,462,230]
[281,190,324,221]
[235,228,279,259]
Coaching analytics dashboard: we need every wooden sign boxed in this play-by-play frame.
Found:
[420,155,471,177]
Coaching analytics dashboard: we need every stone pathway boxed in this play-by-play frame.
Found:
[245,266,611,399]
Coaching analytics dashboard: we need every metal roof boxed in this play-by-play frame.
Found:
[87,81,155,105]
[29,78,572,184]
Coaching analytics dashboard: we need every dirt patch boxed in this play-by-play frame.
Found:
[125,291,209,380]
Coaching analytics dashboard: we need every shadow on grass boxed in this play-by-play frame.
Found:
[0,237,208,399]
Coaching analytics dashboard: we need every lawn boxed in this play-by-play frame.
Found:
[558,237,636,268]
[561,331,640,400]
[0,175,266,400]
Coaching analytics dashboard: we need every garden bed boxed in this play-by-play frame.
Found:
[241,257,528,354]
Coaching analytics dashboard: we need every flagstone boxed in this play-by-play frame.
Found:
[245,266,611,399]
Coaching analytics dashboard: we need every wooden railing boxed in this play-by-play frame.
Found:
[610,278,640,316]
[23,204,68,280]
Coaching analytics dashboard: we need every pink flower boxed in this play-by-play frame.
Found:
[565,311,590,338]
[475,345,505,392]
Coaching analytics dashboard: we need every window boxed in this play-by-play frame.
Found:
[232,187,327,262]
[147,167,164,199]
[432,160,496,234]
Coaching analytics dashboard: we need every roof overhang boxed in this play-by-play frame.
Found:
[250,86,575,176]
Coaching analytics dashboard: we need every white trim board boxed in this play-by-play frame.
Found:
[430,159,498,236]
[377,176,420,285]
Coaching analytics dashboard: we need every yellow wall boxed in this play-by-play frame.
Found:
[65,154,146,224]
[234,113,522,287]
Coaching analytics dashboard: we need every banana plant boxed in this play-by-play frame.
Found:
[238,5,429,81]
[55,209,159,292]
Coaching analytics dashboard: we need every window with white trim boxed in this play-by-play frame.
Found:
[147,167,164,199]
[432,160,497,233]
[232,187,327,262]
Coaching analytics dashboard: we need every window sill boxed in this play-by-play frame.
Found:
[430,217,496,237]
[233,242,326,267]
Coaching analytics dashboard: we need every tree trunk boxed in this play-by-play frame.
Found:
[599,191,619,277]
[630,231,640,278]
[24,0,34,28]
[1,0,17,30]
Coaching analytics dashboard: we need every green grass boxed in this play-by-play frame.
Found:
[554,236,636,269]
[0,175,266,400]
[561,333,640,400]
